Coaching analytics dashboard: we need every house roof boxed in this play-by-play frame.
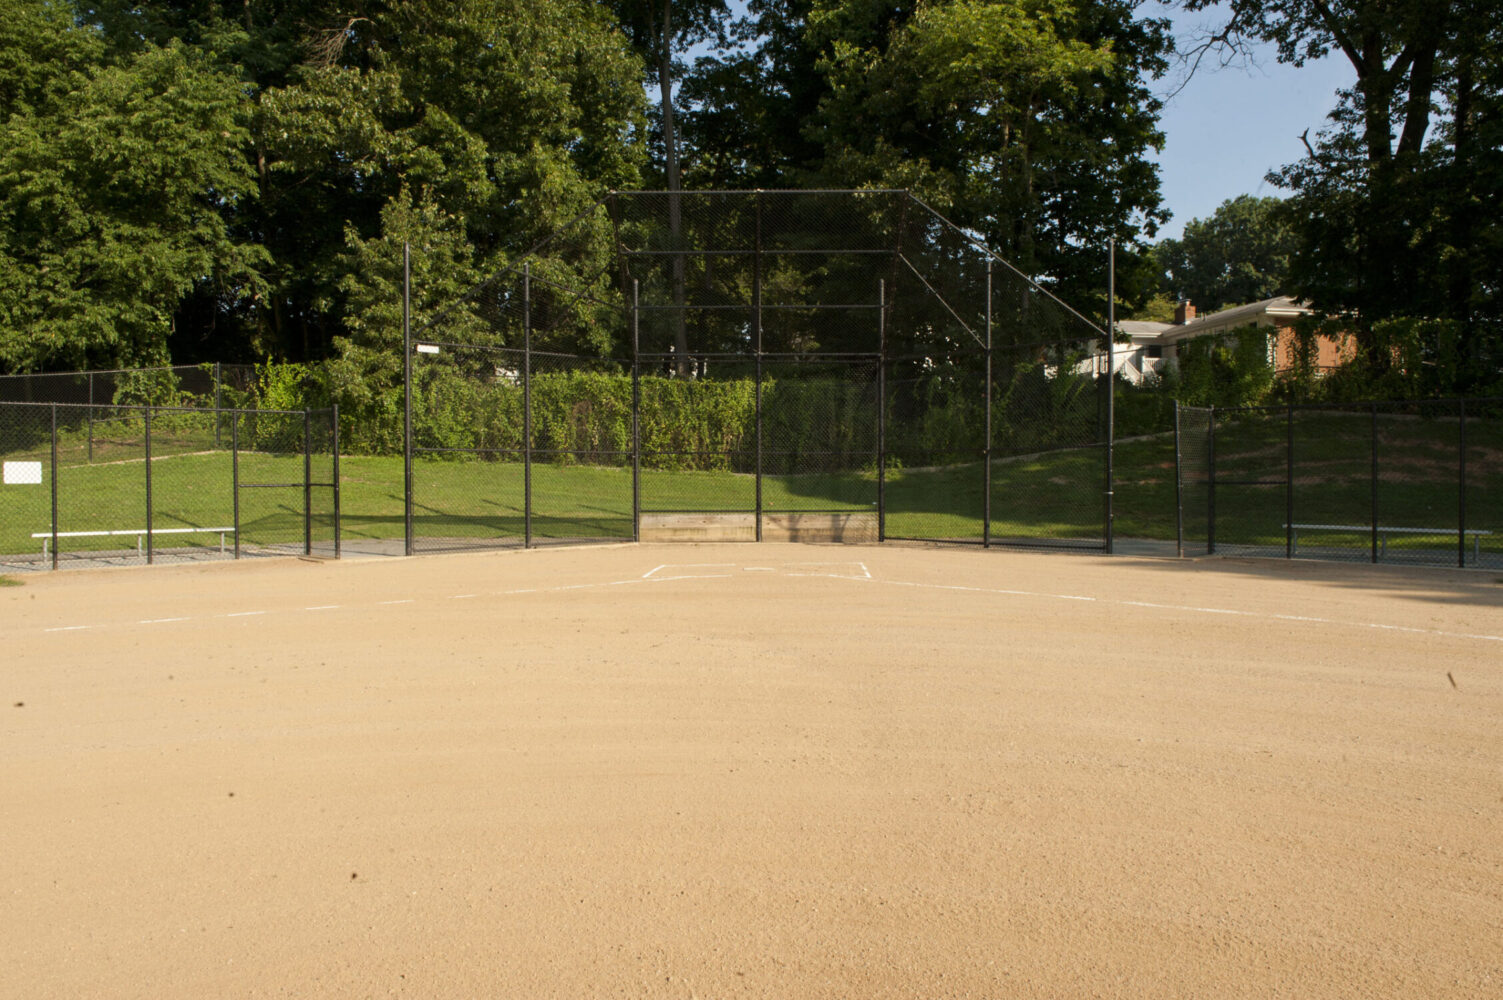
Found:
[1158,296,1309,344]
[1118,320,1172,337]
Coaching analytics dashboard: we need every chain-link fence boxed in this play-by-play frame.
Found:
[1,402,338,571]
[1174,399,1502,567]
[406,190,1112,552]
[0,363,259,409]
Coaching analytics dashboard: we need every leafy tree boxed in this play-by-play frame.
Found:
[681,0,1172,322]
[0,0,104,119]
[60,0,648,368]
[677,0,829,188]
[1179,0,1503,387]
[1155,195,1295,310]
[608,0,731,369]
[0,34,264,372]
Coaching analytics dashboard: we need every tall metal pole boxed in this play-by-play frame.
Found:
[1207,407,1217,554]
[983,261,993,548]
[1105,238,1115,555]
[144,405,153,565]
[402,241,413,556]
[1286,402,1295,559]
[877,279,886,542]
[1458,397,1468,568]
[1370,402,1379,563]
[332,405,341,560]
[50,404,58,570]
[214,361,223,449]
[632,280,641,542]
[754,192,763,542]
[523,263,533,549]
[303,408,313,556]
[1173,401,1184,558]
[232,412,240,559]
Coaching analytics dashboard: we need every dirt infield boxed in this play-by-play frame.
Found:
[3,544,1501,998]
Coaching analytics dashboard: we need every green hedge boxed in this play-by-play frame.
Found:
[233,360,1106,472]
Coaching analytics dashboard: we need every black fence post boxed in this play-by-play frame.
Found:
[1286,402,1295,559]
[332,405,341,561]
[1458,397,1467,568]
[86,374,93,463]
[983,262,992,549]
[632,280,641,543]
[214,361,222,449]
[877,279,886,543]
[232,412,240,560]
[1173,401,1184,558]
[523,263,532,549]
[1207,406,1217,554]
[754,193,763,543]
[402,241,413,557]
[50,404,58,570]
[1370,402,1379,563]
[1105,237,1115,555]
[303,408,313,556]
[144,405,153,565]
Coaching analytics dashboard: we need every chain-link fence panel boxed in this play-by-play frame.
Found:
[2,402,335,570]
[637,361,756,514]
[1367,400,1465,567]
[1204,408,1288,558]
[228,408,339,560]
[528,351,634,545]
[408,342,526,554]
[49,405,149,566]
[412,190,1112,552]
[1175,404,1214,555]
[1189,399,1503,569]
[1464,399,1503,569]
[989,344,1108,551]
[761,357,879,525]
[0,364,258,411]
[882,350,988,543]
[0,404,57,569]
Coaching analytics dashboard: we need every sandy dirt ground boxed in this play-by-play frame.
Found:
[2,543,1501,999]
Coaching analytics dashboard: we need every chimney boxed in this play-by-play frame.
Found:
[1174,299,1196,325]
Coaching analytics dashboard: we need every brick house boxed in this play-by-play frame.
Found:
[1087,297,1352,383]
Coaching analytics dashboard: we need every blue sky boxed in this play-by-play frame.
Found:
[1151,5,1355,239]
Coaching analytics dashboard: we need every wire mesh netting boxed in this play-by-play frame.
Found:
[1174,399,1502,568]
[1175,404,1214,555]
[410,190,1112,551]
[1,402,337,570]
[0,364,258,408]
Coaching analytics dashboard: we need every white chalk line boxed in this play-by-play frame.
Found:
[857,576,1503,643]
[31,564,1502,644]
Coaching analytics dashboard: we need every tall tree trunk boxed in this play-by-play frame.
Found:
[659,0,690,375]
[1450,54,1478,385]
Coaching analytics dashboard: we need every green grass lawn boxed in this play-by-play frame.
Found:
[4,411,1499,562]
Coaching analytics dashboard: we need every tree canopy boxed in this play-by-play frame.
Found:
[1154,195,1295,311]
[1181,0,1503,389]
[2,0,1179,374]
